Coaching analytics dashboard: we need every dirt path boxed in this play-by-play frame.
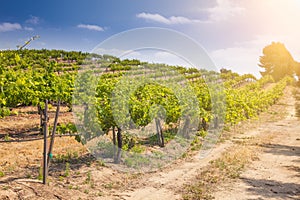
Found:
[213,91,300,199]
[115,142,233,200]
[112,87,300,200]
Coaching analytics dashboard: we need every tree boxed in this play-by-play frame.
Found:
[259,42,297,81]
[295,62,300,82]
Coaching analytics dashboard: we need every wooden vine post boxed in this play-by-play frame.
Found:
[43,100,48,185]
[41,99,60,185]
[155,118,164,147]
[47,100,60,167]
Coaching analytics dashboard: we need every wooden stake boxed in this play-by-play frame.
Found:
[43,100,48,185]
[47,100,60,167]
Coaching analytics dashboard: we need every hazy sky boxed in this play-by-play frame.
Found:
[1,0,300,77]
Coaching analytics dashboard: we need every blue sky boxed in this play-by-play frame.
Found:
[1,0,300,77]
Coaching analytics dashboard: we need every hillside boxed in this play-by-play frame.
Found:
[0,49,298,199]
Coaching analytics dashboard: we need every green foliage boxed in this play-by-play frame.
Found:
[130,144,146,153]
[0,49,84,115]
[64,162,70,177]
[85,170,92,184]
[0,107,10,118]
[121,132,138,151]
[129,82,181,126]
[4,134,10,141]
[96,140,114,158]
[0,49,290,153]
[55,151,79,163]
[56,123,77,135]
[37,166,43,180]
[224,75,289,125]
[124,153,151,169]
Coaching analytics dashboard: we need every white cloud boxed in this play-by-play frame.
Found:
[24,26,34,31]
[26,16,40,25]
[93,48,126,57]
[122,50,194,68]
[0,22,22,32]
[136,12,201,25]
[210,46,261,77]
[152,51,194,67]
[37,41,46,46]
[137,1,244,25]
[77,24,104,31]
[207,0,244,22]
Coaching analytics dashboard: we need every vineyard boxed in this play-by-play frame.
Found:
[0,49,297,199]
[0,50,293,162]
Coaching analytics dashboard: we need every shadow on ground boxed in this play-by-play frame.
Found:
[241,178,300,200]
[260,143,300,158]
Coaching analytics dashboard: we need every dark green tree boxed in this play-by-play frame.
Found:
[259,42,297,81]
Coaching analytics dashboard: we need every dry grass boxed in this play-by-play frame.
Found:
[0,137,86,174]
[182,143,258,200]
